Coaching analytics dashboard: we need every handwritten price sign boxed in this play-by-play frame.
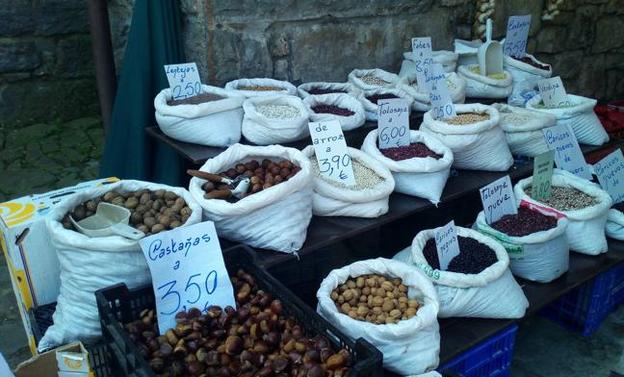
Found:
[412,37,433,93]
[425,63,456,120]
[480,175,518,224]
[542,124,591,180]
[164,62,202,100]
[139,221,235,334]
[531,150,555,201]
[503,15,531,58]
[377,98,410,149]
[538,76,570,109]
[594,149,624,204]
[435,220,460,271]
[309,120,356,186]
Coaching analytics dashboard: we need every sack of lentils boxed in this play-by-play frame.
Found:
[39,180,202,351]
[303,93,366,131]
[396,72,466,112]
[396,226,528,318]
[155,84,245,147]
[348,68,399,91]
[420,103,514,171]
[457,64,513,99]
[514,169,613,255]
[475,201,570,283]
[224,77,297,97]
[188,144,313,253]
[302,146,395,218]
[358,87,415,121]
[503,53,552,106]
[361,130,453,204]
[526,94,609,146]
[297,81,360,99]
[241,95,310,145]
[316,258,440,375]
[606,204,624,240]
[492,103,556,157]
[399,50,459,76]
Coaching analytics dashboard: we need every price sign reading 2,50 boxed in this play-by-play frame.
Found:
[164,62,202,101]
[171,81,201,101]
[158,270,218,316]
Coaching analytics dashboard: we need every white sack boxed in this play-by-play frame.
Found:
[454,39,482,66]
[39,180,202,351]
[224,78,297,97]
[606,208,624,240]
[358,87,414,121]
[303,93,366,131]
[361,130,453,204]
[399,50,459,77]
[514,169,612,255]
[302,146,395,218]
[241,95,309,145]
[297,82,360,99]
[492,103,556,157]
[348,68,399,91]
[396,73,466,112]
[189,144,313,253]
[504,53,552,106]
[420,103,514,171]
[526,94,609,146]
[457,64,513,99]
[154,85,245,147]
[317,258,440,375]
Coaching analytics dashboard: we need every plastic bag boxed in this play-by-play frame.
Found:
[302,146,395,217]
[317,258,440,375]
[297,82,360,99]
[457,64,513,99]
[420,103,514,171]
[224,78,297,97]
[361,130,453,204]
[399,50,459,77]
[154,85,245,147]
[397,226,528,318]
[348,68,399,91]
[526,94,609,146]
[189,144,313,253]
[396,73,466,112]
[492,103,556,157]
[303,93,366,131]
[514,169,612,255]
[606,208,624,240]
[504,53,552,107]
[357,87,414,121]
[39,180,202,351]
[241,95,309,145]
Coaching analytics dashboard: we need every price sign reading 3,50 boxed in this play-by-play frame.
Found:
[503,15,531,58]
[425,63,456,120]
[412,37,433,92]
[164,62,202,100]
[377,98,410,149]
[309,120,356,186]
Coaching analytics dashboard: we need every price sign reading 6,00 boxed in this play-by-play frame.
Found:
[164,62,202,101]
[377,98,410,149]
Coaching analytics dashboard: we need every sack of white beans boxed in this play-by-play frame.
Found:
[504,53,552,106]
[492,103,556,157]
[357,87,414,121]
[348,68,399,91]
[297,82,360,98]
[225,78,297,97]
[396,73,466,112]
[241,95,310,145]
[457,64,513,99]
[303,93,366,131]
[399,50,459,76]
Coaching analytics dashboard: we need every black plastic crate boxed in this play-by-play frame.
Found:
[95,244,383,377]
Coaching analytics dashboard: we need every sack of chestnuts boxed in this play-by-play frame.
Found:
[316,258,440,375]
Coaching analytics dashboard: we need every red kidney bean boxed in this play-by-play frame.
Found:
[380,143,442,161]
[311,104,355,116]
[490,206,557,236]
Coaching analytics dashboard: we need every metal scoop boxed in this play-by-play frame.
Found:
[478,19,504,77]
[70,202,145,240]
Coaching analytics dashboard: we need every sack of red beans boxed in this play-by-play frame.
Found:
[395,226,528,319]
[347,68,399,91]
[474,201,570,283]
[361,130,453,204]
[357,87,415,121]
[303,93,366,131]
[296,81,360,98]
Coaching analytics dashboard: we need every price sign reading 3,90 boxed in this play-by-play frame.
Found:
[139,221,235,334]
[164,62,202,100]
[309,120,356,187]
[425,63,456,120]
[377,98,410,149]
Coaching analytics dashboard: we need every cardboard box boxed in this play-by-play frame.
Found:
[14,342,93,377]
[0,178,119,354]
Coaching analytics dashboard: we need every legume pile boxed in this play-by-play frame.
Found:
[524,185,598,211]
[469,65,508,80]
[423,236,498,274]
[330,274,420,324]
[311,104,355,117]
[307,87,348,95]
[380,143,442,161]
[256,104,300,119]
[446,112,490,125]
[490,206,558,236]
[237,85,282,91]
[167,92,225,106]
[310,158,383,190]
[366,93,399,104]
[359,73,390,86]
[518,56,550,70]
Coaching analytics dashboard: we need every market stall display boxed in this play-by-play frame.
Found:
[303,93,366,131]
[357,88,414,121]
[606,202,624,240]
[225,78,297,97]
[297,82,360,99]
[514,169,612,255]
[420,104,514,171]
[241,95,310,145]
[154,85,245,147]
[492,103,556,157]
[395,73,466,112]
[348,69,399,91]
[399,50,459,76]
[457,64,513,99]
[302,146,395,218]
[503,53,552,106]
[361,130,453,204]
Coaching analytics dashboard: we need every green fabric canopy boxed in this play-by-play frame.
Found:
[100,0,184,185]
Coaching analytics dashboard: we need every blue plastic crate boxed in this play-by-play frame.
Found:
[439,324,519,377]
[541,262,624,336]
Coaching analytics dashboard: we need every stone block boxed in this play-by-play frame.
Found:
[535,26,568,53]
[576,54,606,98]
[33,0,89,36]
[0,40,40,73]
[273,58,289,80]
[606,69,624,100]
[605,53,624,69]
[55,35,94,78]
[0,0,34,36]
[593,16,624,53]
[5,123,55,149]
[492,0,544,38]
[535,50,584,79]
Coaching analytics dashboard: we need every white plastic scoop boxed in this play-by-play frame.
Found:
[478,19,503,77]
[70,203,145,240]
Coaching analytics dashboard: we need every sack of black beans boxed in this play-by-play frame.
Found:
[38,180,202,351]
[606,207,624,240]
[474,202,570,283]
[303,93,366,131]
[526,94,609,146]
[357,87,415,121]
[420,104,514,171]
[361,130,453,204]
[316,258,440,375]
[154,85,245,147]
[224,77,297,97]
[302,146,395,218]
[457,64,513,99]
[492,103,556,157]
[297,81,360,98]
[394,226,528,318]
[395,72,466,112]
[189,144,313,253]
[399,50,459,77]
[241,95,310,145]
[504,53,552,106]
[348,68,399,91]
[514,169,613,255]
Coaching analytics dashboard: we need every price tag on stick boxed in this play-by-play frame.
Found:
[377,98,410,149]
[309,120,356,186]
[538,76,570,108]
[542,124,591,179]
[480,175,518,224]
[594,149,624,204]
[503,15,531,58]
[435,220,460,271]
[139,221,235,334]
[531,150,555,201]
[411,37,433,93]
[425,63,456,120]
[164,62,202,101]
